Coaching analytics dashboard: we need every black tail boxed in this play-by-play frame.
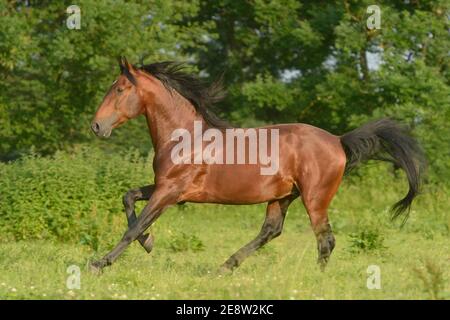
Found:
[340,118,426,222]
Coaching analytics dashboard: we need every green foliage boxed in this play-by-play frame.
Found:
[1,1,449,181]
[183,0,450,182]
[0,148,448,299]
[0,0,204,156]
[0,1,449,300]
[167,232,205,253]
[348,229,386,253]
[0,146,153,248]
[1,147,448,247]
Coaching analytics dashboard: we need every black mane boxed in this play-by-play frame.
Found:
[139,61,229,128]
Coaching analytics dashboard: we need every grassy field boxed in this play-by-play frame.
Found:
[0,149,448,300]
[0,191,449,300]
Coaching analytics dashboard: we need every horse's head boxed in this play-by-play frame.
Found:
[91,57,145,138]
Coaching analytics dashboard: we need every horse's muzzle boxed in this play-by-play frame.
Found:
[91,121,112,138]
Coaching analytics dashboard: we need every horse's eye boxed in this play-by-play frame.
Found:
[116,87,124,93]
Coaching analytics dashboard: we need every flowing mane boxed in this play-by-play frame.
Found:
[138,61,230,128]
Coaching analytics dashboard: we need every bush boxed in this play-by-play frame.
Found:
[167,232,205,253]
[348,229,387,253]
[0,146,448,251]
[0,146,153,248]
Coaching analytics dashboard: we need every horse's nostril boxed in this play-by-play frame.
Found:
[91,122,100,134]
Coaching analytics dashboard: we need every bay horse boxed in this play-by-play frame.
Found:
[90,57,425,272]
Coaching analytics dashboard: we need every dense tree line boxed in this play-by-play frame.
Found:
[0,0,448,181]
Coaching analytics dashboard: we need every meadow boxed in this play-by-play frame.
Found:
[0,147,448,300]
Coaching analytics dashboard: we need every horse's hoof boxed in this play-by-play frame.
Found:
[89,261,104,275]
[218,264,234,276]
[318,257,329,272]
[138,233,154,253]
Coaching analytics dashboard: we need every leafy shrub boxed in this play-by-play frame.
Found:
[348,229,387,253]
[0,145,448,252]
[168,232,205,253]
[0,146,153,249]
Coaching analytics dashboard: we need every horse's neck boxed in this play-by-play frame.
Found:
[144,90,205,151]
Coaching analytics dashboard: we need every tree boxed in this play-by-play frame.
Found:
[0,0,206,156]
[181,0,449,181]
[1,0,448,181]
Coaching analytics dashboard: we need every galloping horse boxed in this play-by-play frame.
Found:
[90,57,425,272]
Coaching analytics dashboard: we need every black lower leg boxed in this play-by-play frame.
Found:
[221,197,294,271]
[90,186,178,273]
[222,223,279,270]
[123,185,154,252]
[315,223,335,270]
[91,207,161,271]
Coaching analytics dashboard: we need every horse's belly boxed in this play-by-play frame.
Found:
[184,164,294,204]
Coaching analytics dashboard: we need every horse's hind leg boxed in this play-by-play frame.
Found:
[123,185,155,253]
[299,166,344,271]
[221,195,297,272]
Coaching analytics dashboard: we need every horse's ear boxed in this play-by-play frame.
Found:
[118,56,129,73]
[117,56,137,85]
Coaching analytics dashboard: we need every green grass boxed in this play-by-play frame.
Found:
[0,199,448,300]
[0,148,449,299]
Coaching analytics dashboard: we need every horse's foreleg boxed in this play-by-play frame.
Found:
[91,187,178,272]
[123,185,155,253]
[220,195,295,272]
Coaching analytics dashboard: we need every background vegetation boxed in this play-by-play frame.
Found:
[1,0,449,181]
[0,0,448,299]
[0,148,448,299]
